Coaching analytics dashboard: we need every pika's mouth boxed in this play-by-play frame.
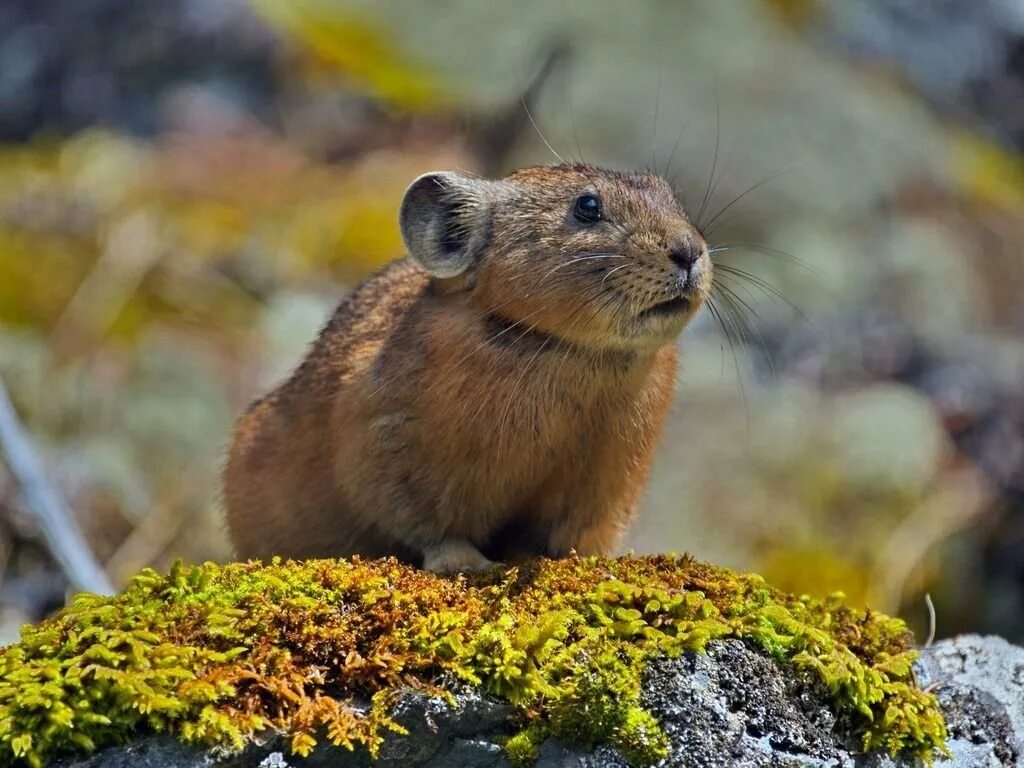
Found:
[638,295,690,319]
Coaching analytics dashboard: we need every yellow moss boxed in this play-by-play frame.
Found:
[0,555,947,767]
[250,0,441,109]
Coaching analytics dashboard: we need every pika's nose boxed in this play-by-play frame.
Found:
[667,236,703,272]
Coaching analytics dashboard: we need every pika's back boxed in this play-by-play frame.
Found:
[282,259,429,400]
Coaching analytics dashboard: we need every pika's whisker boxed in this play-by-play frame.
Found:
[695,98,721,228]
[709,243,821,276]
[522,95,565,164]
[537,253,624,285]
[714,263,806,319]
[705,296,750,426]
[663,114,692,180]
[701,165,793,236]
[601,264,631,287]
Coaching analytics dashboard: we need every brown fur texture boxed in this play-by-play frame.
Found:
[224,164,712,571]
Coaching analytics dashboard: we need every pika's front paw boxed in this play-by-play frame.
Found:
[422,541,495,574]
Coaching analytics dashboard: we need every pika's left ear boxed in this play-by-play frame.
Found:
[399,171,495,279]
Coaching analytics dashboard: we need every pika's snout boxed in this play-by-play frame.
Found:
[667,231,708,289]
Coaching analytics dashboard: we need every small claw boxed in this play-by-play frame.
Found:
[422,541,495,574]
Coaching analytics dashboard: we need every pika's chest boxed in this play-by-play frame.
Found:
[419,358,641,467]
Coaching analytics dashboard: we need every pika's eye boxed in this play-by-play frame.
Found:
[573,193,602,224]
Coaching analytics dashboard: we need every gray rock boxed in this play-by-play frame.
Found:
[52,635,1023,768]
[0,0,282,139]
[916,634,1024,767]
[818,0,1024,151]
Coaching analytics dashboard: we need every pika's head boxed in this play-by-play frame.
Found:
[399,163,711,350]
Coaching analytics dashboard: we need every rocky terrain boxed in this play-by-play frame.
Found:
[51,635,1022,768]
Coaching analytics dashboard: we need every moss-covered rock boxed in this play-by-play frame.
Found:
[0,555,947,767]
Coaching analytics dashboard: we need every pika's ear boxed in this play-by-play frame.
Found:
[399,171,494,279]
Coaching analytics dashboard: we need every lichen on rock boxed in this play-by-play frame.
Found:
[0,554,947,767]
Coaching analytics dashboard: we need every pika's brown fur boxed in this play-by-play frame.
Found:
[224,163,712,572]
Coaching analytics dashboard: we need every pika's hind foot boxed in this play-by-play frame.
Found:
[422,540,495,574]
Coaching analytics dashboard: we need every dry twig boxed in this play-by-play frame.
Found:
[0,378,113,595]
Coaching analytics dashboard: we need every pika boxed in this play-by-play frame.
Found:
[224,163,712,572]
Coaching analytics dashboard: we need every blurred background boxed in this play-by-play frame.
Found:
[0,0,1021,646]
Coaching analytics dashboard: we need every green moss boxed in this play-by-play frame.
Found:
[0,555,947,767]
